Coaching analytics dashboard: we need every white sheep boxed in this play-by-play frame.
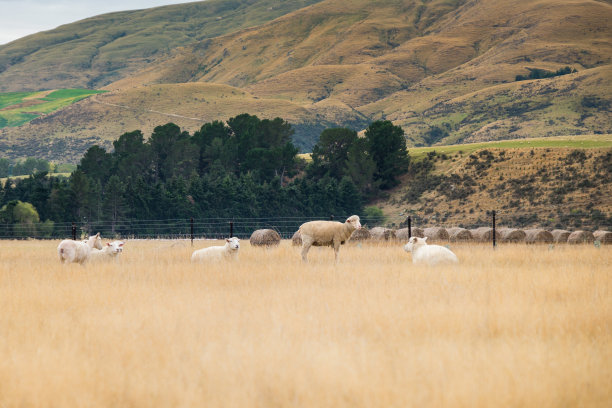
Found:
[191,237,240,262]
[57,233,103,264]
[89,240,125,262]
[403,236,459,266]
[299,215,361,262]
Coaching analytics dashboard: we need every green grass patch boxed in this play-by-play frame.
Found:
[0,89,106,128]
[408,135,612,160]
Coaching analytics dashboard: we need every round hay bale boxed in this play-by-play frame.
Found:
[250,229,281,247]
[395,227,424,240]
[447,227,472,242]
[567,230,595,245]
[524,229,553,244]
[594,230,612,245]
[423,227,449,241]
[551,229,571,243]
[499,228,526,243]
[469,227,501,242]
[291,230,302,246]
[348,227,371,242]
[370,227,396,241]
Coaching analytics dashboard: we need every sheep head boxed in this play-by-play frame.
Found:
[106,240,125,254]
[404,236,427,253]
[345,215,362,231]
[226,237,240,251]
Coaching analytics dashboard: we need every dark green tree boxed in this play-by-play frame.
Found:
[103,175,126,234]
[309,128,358,179]
[364,120,409,189]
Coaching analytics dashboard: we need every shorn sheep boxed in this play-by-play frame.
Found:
[191,237,240,262]
[299,215,361,262]
[57,233,103,264]
[403,236,459,266]
[89,240,125,261]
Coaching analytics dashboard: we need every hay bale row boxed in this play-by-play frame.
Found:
[594,230,612,244]
[525,229,553,244]
[551,229,571,243]
[447,227,472,242]
[370,227,396,241]
[498,228,526,243]
[567,230,595,244]
[470,227,500,242]
[349,227,371,242]
[250,229,281,247]
[423,227,449,241]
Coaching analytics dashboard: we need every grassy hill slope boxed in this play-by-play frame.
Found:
[0,0,610,162]
[0,0,323,91]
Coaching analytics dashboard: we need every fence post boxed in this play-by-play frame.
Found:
[330,215,334,221]
[407,216,412,239]
[492,210,496,248]
[229,221,234,238]
[190,217,194,247]
[71,222,76,240]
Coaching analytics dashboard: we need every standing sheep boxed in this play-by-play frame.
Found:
[403,236,459,266]
[57,233,103,264]
[191,237,240,262]
[299,215,361,262]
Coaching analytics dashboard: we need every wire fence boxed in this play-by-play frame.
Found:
[1,210,610,241]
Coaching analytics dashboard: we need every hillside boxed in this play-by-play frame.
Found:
[0,0,611,162]
[0,0,323,91]
[374,135,612,230]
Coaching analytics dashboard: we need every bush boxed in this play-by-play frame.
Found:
[362,206,386,227]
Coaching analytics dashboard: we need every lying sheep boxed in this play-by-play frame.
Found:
[191,237,240,262]
[299,215,361,262]
[403,236,458,266]
[57,233,103,264]
[89,240,125,262]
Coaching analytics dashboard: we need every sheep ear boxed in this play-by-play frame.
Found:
[226,238,231,243]
[95,233,100,238]
[119,242,124,247]
[107,242,111,246]
[423,237,428,242]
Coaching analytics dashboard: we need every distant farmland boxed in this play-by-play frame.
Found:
[0,89,106,128]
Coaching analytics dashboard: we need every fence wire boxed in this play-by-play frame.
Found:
[0,210,610,240]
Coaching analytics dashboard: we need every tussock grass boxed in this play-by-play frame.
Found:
[0,239,610,407]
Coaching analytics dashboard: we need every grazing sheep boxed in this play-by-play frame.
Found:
[57,233,103,264]
[567,230,595,245]
[370,227,396,241]
[299,215,361,262]
[250,229,281,247]
[89,240,125,261]
[551,229,571,243]
[525,229,553,244]
[403,236,458,266]
[447,227,473,242]
[191,237,240,262]
[594,230,612,244]
[423,227,449,241]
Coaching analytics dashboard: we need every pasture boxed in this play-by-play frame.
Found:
[0,239,610,407]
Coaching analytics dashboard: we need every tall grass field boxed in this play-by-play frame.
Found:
[0,239,610,407]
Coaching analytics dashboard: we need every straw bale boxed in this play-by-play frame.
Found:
[499,228,526,243]
[291,230,302,246]
[348,227,371,242]
[370,227,396,241]
[551,229,571,243]
[567,230,595,245]
[594,230,612,244]
[447,227,472,242]
[469,227,500,242]
[524,229,553,244]
[423,227,449,241]
[395,227,424,240]
[250,229,281,247]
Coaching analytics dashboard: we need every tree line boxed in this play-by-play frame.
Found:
[0,114,409,237]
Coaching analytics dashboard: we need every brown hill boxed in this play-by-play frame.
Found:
[0,0,611,161]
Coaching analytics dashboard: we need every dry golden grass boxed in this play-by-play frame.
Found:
[1,239,610,407]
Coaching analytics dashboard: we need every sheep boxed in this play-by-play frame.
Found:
[57,233,103,264]
[299,215,361,262]
[191,237,240,262]
[89,240,125,261]
[403,236,458,266]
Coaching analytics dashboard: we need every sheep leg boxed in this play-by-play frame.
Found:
[301,239,313,262]
[333,240,341,262]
